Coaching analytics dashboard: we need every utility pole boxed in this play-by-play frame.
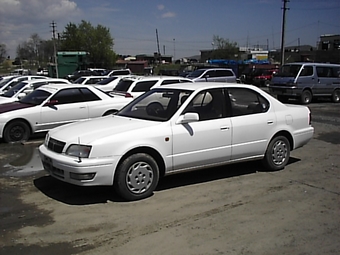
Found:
[50,21,59,78]
[156,29,161,63]
[280,0,289,65]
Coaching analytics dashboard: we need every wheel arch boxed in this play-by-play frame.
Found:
[117,146,166,178]
[3,118,33,136]
[270,130,294,151]
[102,109,119,116]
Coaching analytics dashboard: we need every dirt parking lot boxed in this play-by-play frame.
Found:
[0,100,339,255]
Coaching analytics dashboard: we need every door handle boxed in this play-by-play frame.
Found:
[267,120,274,124]
[220,126,230,130]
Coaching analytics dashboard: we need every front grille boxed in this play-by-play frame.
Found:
[48,138,65,153]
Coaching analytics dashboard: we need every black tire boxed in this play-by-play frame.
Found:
[277,95,289,103]
[3,120,30,143]
[300,90,312,104]
[114,153,159,201]
[262,136,290,171]
[331,89,340,103]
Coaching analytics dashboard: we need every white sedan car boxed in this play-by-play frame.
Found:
[0,84,132,143]
[39,83,314,201]
[0,78,71,104]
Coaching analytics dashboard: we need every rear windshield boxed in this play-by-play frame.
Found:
[114,79,134,92]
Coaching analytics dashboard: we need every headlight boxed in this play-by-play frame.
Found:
[66,144,92,158]
[44,133,50,147]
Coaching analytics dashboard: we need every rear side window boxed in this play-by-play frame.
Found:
[227,88,269,116]
[80,88,101,101]
[161,79,181,85]
[316,66,340,78]
[132,81,158,92]
[216,69,234,77]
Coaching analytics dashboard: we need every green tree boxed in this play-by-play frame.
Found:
[59,20,117,68]
[211,35,239,60]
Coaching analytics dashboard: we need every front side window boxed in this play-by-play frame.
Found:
[300,66,313,76]
[51,88,84,105]
[183,88,225,121]
[227,88,269,117]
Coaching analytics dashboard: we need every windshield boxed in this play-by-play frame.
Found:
[187,70,205,78]
[74,77,86,84]
[96,77,118,85]
[117,88,193,121]
[114,79,134,92]
[0,77,16,88]
[2,82,28,98]
[276,64,302,77]
[19,89,51,105]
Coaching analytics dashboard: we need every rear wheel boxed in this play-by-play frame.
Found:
[331,89,340,103]
[300,90,312,104]
[114,153,159,201]
[3,120,30,143]
[262,136,290,171]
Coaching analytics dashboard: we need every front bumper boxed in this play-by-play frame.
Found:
[39,144,118,186]
[269,85,302,96]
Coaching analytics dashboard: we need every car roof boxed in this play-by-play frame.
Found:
[37,83,92,92]
[22,78,70,84]
[123,75,192,81]
[154,82,253,91]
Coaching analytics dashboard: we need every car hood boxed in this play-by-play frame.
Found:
[0,102,34,114]
[49,115,158,144]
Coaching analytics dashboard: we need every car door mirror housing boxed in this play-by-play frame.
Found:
[177,112,199,124]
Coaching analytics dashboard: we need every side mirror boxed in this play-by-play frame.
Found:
[44,99,58,106]
[177,112,199,124]
[17,93,26,99]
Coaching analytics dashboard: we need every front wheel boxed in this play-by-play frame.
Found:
[300,90,312,104]
[3,120,30,143]
[114,153,159,201]
[331,89,340,103]
[262,136,290,171]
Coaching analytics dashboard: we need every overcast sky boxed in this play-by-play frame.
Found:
[1,0,339,60]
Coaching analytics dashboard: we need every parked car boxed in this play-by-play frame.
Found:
[0,84,132,143]
[0,75,49,95]
[39,82,314,201]
[252,69,278,87]
[37,68,49,76]
[73,76,109,85]
[187,68,237,83]
[0,78,71,105]
[269,62,340,104]
[94,75,134,92]
[65,70,100,81]
[111,75,193,98]
[103,69,132,76]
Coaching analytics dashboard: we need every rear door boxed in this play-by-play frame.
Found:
[315,66,340,95]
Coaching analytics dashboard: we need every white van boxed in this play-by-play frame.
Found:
[269,62,340,104]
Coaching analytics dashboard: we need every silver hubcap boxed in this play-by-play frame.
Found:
[126,162,153,194]
[271,140,287,165]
